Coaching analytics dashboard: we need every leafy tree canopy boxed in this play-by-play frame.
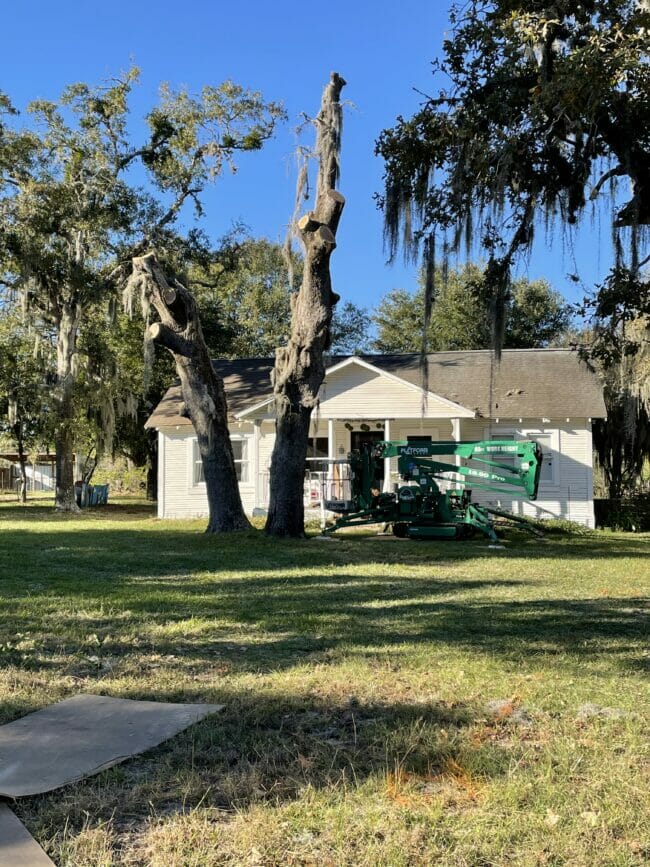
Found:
[189,233,371,358]
[373,263,571,352]
[0,69,284,508]
[0,312,53,445]
[376,0,650,351]
[0,312,54,498]
[1,68,286,323]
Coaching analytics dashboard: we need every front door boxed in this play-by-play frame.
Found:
[350,429,385,481]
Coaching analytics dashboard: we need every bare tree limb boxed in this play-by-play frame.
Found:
[265,72,346,537]
[147,321,192,357]
[590,165,625,201]
[130,251,249,532]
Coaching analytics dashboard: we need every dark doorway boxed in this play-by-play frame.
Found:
[350,429,385,481]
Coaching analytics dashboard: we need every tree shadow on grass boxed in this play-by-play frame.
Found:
[2,514,647,856]
[0,518,648,592]
[0,514,647,718]
[2,569,647,696]
[13,687,503,840]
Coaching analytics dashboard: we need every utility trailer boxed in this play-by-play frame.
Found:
[323,439,543,542]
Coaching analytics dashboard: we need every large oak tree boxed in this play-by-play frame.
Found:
[0,70,283,510]
[376,0,650,495]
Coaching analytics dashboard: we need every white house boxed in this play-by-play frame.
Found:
[145,349,606,528]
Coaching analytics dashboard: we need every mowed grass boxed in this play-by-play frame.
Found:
[0,500,648,866]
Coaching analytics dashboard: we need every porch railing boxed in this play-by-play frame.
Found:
[256,468,353,511]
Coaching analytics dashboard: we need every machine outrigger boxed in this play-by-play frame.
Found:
[322,439,543,542]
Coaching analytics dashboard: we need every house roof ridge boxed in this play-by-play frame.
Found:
[362,348,578,356]
[146,347,605,430]
[205,348,580,364]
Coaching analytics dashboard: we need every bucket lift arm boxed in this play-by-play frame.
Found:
[376,440,542,499]
[323,439,543,541]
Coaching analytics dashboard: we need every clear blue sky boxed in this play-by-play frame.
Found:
[2,0,609,314]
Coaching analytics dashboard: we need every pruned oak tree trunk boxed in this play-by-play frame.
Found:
[265,72,346,537]
[130,252,250,533]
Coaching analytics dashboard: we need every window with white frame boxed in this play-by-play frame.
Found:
[193,441,204,485]
[192,436,250,486]
[492,433,516,469]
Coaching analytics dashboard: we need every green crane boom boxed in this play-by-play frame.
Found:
[323,439,543,542]
[381,440,541,498]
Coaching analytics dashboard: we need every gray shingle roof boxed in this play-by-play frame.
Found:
[145,349,606,429]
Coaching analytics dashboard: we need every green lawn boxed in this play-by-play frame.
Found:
[0,500,648,866]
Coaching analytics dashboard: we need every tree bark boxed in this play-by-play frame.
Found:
[54,303,81,512]
[265,72,346,537]
[13,424,27,504]
[55,409,77,510]
[129,253,250,533]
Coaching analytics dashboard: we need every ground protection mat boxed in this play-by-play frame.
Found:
[0,693,224,798]
[0,803,55,866]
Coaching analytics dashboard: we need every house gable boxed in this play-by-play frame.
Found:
[318,357,474,419]
[234,357,474,420]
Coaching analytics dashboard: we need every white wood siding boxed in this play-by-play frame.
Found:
[318,366,466,419]
[158,424,257,519]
